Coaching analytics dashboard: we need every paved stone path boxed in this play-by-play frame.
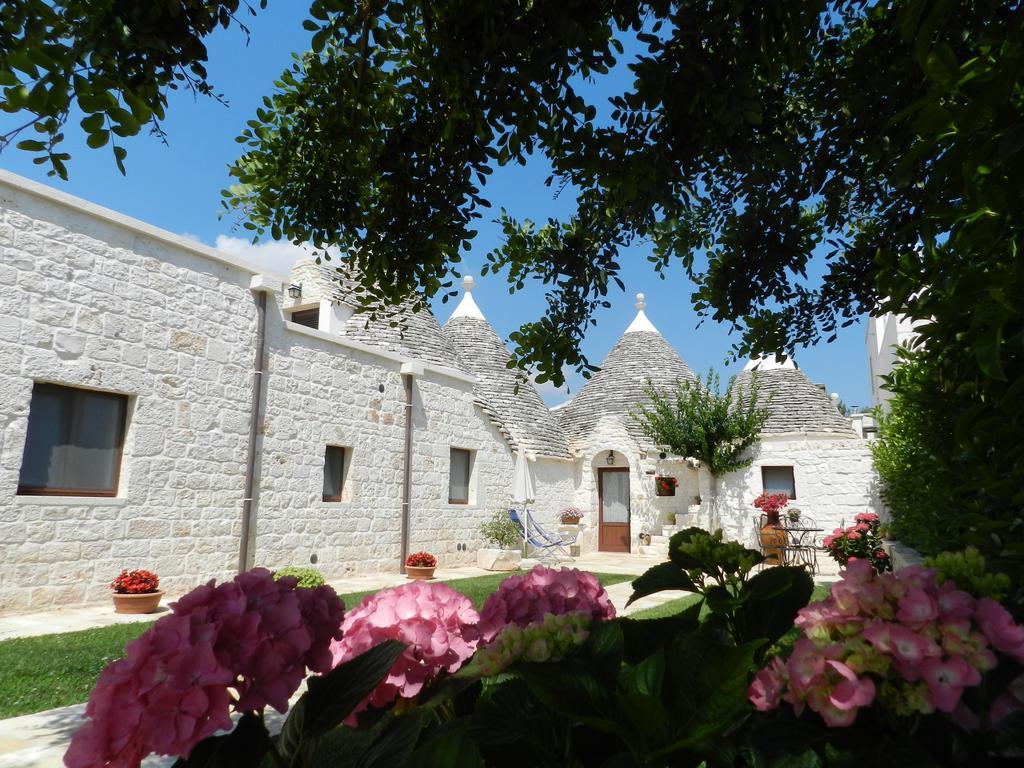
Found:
[0,551,836,767]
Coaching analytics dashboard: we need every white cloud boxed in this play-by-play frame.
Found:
[212,235,315,277]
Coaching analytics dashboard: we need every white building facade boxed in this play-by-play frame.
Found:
[0,171,880,612]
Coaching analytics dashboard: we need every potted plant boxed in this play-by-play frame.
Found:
[478,511,523,571]
[654,475,678,496]
[559,505,585,525]
[405,551,437,580]
[110,569,163,614]
[753,492,789,566]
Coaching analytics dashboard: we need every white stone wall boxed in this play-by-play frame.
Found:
[0,178,261,611]
[251,313,516,580]
[715,435,882,547]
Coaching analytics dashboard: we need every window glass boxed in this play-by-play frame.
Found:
[762,466,796,499]
[291,308,319,329]
[18,384,127,495]
[449,448,471,504]
[323,446,345,501]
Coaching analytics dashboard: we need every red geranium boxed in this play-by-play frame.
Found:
[405,552,437,568]
[754,492,789,518]
[110,569,160,594]
[655,476,678,494]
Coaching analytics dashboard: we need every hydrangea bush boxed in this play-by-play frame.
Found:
[67,534,1024,768]
[749,558,1024,728]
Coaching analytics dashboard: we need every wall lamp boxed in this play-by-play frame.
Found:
[287,283,302,299]
[605,450,615,465]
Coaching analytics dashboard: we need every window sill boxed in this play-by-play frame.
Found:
[14,495,128,507]
[320,500,352,508]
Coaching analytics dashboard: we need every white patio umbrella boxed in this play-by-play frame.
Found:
[511,447,535,549]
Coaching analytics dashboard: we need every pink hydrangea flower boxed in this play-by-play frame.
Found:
[749,656,786,711]
[897,587,939,627]
[920,656,981,712]
[976,598,1024,662]
[66,569,343,768]
[478,566,615,643]
[329,581,479,722]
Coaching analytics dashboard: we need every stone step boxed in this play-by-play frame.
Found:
[638,544,669,559]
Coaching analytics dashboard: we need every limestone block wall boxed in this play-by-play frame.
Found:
[407,377,512,565]
[253,313,515,579]
[0,176,261,611]
[715,435,882,547]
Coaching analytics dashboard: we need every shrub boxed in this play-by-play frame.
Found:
[109,569,159,594]
[405,551,436,568]
[273,567,326,589]
[479,510,520,549]
[872,350,1024,616]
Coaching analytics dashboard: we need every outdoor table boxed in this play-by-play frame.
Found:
[779,527,824,573]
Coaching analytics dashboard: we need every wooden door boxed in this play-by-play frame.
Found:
[598,467,630,552]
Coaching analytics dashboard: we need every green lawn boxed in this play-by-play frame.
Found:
[0,570,634,720]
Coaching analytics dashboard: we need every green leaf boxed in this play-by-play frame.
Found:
[172,711,273,767]
[733,566,814,648]
[86,129,109,148]
[303,639,404,737]
[15,139,46,152]
[354,710,428,768]
[626,562,698,607]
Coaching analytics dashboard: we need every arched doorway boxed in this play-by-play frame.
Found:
[595,450,630,552]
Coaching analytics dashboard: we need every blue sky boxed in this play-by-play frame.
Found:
[0,3,872,407]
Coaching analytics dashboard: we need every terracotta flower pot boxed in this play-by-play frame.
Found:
[560,515,581,525]
[759,515,788,566]
[112,590,164,614]
[405,566,435,580]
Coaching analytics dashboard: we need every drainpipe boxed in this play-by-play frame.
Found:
[399,362,422,573]
[239,277,274,573]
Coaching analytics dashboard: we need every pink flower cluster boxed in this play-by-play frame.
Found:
[749,559,1024,728]
[65,569,344,768]
[478,565,616,643]
[329,581,480,722]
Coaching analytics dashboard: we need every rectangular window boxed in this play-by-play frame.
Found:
[449,447,472,504]
[323,445,346,502]
[762,465,796,499]
[18,383,128,496]
[291,308,319,330]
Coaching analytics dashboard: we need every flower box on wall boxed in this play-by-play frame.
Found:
[654,476,678,497]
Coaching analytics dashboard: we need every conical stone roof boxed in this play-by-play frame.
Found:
[443,278,571,458]
[732,357,855,435]
[557,294,697,448]
[289,260,464,370]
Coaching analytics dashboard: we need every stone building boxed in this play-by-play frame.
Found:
[0,170,880,612]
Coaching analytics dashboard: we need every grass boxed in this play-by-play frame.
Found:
[0,570,634,720]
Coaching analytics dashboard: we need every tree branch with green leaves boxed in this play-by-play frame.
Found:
[633,370,769,477]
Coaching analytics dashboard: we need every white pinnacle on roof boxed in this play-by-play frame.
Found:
[450,275,485,320]
[624,292,660,334]
[743,354,797,371]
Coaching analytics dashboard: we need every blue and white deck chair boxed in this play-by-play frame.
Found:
[508,509,576,563]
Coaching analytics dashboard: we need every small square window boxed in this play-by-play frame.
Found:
[449,448,473,504]
[323,446,347,502]
[291,308,319,330]
[18,383,128,496]
[761,466,796,500]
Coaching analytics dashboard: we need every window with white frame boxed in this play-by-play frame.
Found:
[18,383,128,497]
